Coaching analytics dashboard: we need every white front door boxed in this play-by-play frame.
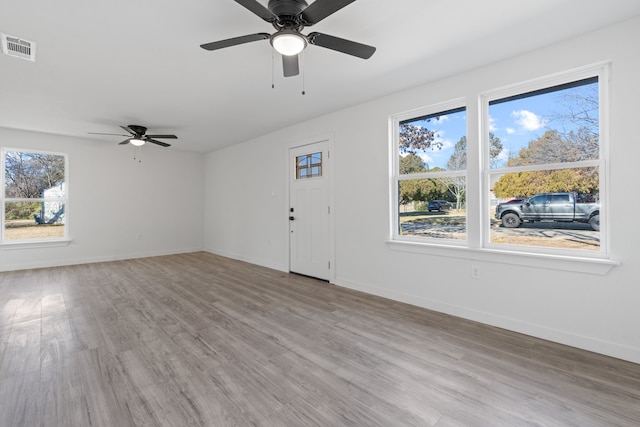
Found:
[289,141,330,280]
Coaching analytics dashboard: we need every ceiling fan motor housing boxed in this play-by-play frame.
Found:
[128,125,147,136]
[268,0,308,19]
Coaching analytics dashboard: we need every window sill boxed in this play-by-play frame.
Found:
[0,239,72,250]
[386,240,619,275]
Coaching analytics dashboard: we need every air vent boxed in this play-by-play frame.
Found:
[1,33,36,62]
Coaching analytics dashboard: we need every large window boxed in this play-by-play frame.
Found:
[390,64,609,261]
[392,102,467,242]
[484,70,605,255]
[2,149,67,242]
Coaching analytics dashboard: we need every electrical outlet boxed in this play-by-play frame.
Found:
[471,265,480,279]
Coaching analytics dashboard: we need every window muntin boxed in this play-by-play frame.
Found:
[393,104,467,242]
[296,152,322,179]
[2,149,67,242]
[486,72,604,254]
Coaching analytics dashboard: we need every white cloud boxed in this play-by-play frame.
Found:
[432,132,455,152]
[506,127,516,134]
[489,116,498,132]
[512,110,547,131]
[440,139,455,151]
[402,127,452,149]
[431,115,450,125]
[496,148,510,163]
[418,152,433,165]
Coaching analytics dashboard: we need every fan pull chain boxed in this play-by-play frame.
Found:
[301,50,306,95]
[133,146,142,163]
[271,49,275,89]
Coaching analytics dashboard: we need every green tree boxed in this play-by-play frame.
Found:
[399,179,438,207]
[445,137,468,210]
[5,202,41,220]
[444,134,503,208]
[489,133,504,167]
[398,120,449,209]
[399,153,427,174]
[493,167,598,198]
[494,81,600,199]
[397,156,450,209]
[399,154,427,208]
[494,130,598,198]
[446,134,503,171]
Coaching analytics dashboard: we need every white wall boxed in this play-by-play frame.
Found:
[204,138,290,271]
[204,16,640,363]
[0,128,205,270]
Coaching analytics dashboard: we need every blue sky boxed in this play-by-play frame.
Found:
[402,80,598,170]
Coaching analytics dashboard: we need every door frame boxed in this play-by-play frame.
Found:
[287,134,335,283]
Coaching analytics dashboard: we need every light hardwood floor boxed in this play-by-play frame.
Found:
[1,252,639,426]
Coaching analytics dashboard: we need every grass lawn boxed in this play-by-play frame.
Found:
[4,219,65,240]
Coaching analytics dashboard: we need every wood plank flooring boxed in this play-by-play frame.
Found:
[1,252,639,426]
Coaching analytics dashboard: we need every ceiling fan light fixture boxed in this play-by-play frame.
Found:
[130,138,145,146]
[271,30,306,56]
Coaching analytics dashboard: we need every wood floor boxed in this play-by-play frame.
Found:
[1,252,639,426]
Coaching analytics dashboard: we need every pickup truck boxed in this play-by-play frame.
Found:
[495,192,600,231]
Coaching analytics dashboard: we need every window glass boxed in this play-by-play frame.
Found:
[489,78,599,168]
[296,152,322,179]
[551,194,570,203]
[394,106,467,241]
[2,150,67,242]
[489,76,602,253]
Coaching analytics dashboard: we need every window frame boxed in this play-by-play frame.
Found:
[480,64,610,259]
[1,147,70,247]
[390,98,467,245]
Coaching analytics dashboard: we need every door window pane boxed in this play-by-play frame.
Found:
[296,152,322,179]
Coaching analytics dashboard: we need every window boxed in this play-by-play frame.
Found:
[2,149,68,242]
[296,152,322,179]
[389,64,610,266]
[391,102,467,242]
[485,70,605,255]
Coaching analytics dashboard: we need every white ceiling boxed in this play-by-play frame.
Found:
[1,0,639,153]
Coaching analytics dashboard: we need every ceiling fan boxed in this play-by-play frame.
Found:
[89,125,177,147]
[200,0,376,77]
